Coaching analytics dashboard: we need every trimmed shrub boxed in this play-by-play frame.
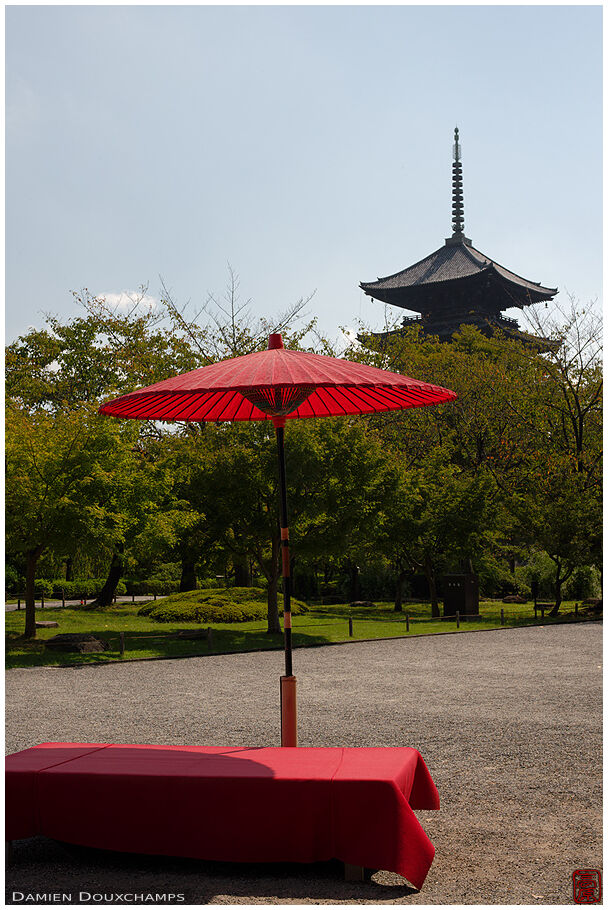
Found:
[139,587,308,624]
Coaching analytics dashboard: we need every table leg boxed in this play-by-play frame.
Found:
[344,863,364,881]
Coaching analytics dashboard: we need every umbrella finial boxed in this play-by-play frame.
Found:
[268,333,284,350]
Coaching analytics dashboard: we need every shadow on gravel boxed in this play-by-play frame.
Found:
[6,628,335,670]
[6,837,418,904]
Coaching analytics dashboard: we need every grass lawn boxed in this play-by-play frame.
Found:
[5,597,593,670]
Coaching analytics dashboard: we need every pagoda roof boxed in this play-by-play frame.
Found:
[360,239,557,304]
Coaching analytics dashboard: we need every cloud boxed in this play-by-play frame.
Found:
[101,291,158,311]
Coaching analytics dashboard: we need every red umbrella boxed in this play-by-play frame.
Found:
[100,333,456,745]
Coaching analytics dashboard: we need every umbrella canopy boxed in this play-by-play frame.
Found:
[99,333,456,422]
[100,333,456,747]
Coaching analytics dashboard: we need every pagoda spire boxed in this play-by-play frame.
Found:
[451,126,465,239]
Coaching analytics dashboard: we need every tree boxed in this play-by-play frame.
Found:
[379,450,494,614]
[354,309,602,614]
[5,404,142,636]
[487,302,602,613]
[159,266,316,361]
[6,288,200,412]
[6,295,200,605]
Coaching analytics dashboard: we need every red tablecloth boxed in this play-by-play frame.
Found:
[6,743,439,889]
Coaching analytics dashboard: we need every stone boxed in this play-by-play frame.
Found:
[35,621,59,628]
[45,633,109,653]
[502,594,528,604]
[349,601,376,609]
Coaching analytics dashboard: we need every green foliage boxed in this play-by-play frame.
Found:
[123,578,178,597]
[516,556,601,601]
[6,292,602,625]
[562,566,602,601]
[198,577,230,589]
[515,552,560,599]
[139,587,309,623]
[356,564,398,601]
[6,404,143,560]
[5,565,22,595]
[34,579,54,597]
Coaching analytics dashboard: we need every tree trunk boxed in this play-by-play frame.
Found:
[394,568,408,612]
[550,559,563,617]
[424,555,440,618]
[233,554,251,587]
[24,546,44,639]
[347,561,361,602]
[65,556,73,582]
[180,555,197,592]
[92,551,123,608]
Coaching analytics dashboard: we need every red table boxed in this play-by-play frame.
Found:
[6,743,440,889]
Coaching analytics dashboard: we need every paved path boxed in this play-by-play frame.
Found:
[5,623,602,904]
[5,596,159,612]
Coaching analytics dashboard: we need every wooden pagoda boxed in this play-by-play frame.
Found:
[360,128,558,349]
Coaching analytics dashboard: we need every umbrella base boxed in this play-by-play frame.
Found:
[280,675,297,747]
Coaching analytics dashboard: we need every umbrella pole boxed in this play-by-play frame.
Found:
[274,418,297,747]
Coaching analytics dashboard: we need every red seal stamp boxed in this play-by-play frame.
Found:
[573,869,601,904]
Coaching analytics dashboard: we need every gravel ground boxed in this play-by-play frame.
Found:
[5,623,602,905]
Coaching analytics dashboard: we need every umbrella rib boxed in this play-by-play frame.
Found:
[393,387,432,406]
[111,396,149,418]
[214,390,241,422]
[340,386,380,412]
[381,389,422,409]
[152,391,199,421]
[240,397,257,420]
[180,394,211,421]
[366,386,420,409]
[322,386,350,415]
[370,386,409,406]
[305,391,320,417]
[197,390,228,420]
[122,392,175,420]
[330,385,384,412]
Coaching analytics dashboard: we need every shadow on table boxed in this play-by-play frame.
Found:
[6,836,419,903]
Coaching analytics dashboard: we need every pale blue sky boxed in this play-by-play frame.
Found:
[6,5,603,345]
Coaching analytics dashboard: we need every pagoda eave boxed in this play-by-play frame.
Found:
[360,267,556,313]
